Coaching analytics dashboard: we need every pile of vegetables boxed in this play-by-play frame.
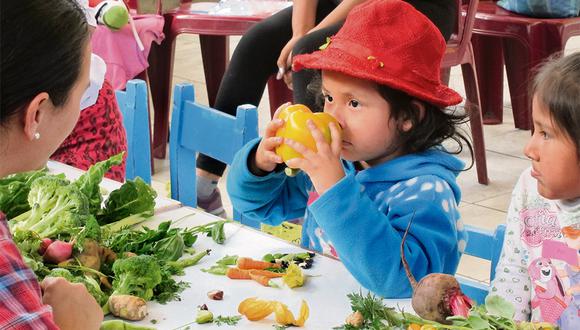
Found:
[202,253,314,288]
[335,292,557,330]
[0,154,228,322]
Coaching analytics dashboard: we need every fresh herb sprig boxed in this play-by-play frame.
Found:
[213,315,242,326]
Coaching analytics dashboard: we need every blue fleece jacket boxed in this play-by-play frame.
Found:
[227,138,467,298]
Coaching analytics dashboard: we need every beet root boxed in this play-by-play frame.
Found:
[400,213,473,324]
[411,273,472,323]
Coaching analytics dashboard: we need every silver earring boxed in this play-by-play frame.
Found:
[34,132,40,140]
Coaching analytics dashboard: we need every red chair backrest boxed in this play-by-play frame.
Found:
[455,0,479,54]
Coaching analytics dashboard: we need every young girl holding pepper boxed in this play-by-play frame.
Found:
[490,53,580,329]
[227,0,472,298]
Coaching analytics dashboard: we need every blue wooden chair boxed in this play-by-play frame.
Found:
[115,79,152,184]
[458,223,506,304]
[169,83,259,227]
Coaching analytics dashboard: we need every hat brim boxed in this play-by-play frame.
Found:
[293,48,463,108]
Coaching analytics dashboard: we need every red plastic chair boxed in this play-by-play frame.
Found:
[146,1,292,158]
[443,0,488,185]
[470,1,580,130]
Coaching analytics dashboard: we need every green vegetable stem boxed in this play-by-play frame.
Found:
[165,249,211,275]
[100,319,157,330]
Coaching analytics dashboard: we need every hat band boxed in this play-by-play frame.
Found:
[326,38,379,64]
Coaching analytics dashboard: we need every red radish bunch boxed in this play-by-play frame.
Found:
[39,239,74,264]
[400,218,473,324]
[38,238,53,255]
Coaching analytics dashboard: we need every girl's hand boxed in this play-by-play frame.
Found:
[253,103,290,172]
[285,120,344,194]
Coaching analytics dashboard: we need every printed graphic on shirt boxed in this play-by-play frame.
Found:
[520,208,561,247]
[528,257,569,323]
[525,224,580,328]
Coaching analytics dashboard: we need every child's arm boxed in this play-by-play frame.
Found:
[309,174,460,298]
[227,138,311,225]
[490,172,532,321]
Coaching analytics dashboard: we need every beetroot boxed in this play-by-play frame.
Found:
[400,219,473,324]
[38,238,53,255]
[43,240,74,264]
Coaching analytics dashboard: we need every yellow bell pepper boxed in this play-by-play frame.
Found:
[275,104,341,162]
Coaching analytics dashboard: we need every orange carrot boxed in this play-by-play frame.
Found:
[249,272,274,287]
[226,267,252,279]
[226,268,284,280]
[249,269,284,278]
[237,257,281,270]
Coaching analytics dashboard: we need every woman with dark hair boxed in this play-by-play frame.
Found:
[1,1,104,328]
[194,0,458,217]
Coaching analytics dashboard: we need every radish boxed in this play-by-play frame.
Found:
[400,217,473,324]
[43,239,74,264]
[38,238,53,255]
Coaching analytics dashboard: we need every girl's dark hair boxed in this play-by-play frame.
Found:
[375,84,473,164]
[532,52,580,156]
[307,72,474,165]
[1,0,89,127]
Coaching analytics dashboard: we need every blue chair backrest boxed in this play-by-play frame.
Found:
[115,79,152,184]
[458,224,506,304]
[169,83,259,226]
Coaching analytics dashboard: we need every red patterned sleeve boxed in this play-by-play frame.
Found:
[0,212,59,330]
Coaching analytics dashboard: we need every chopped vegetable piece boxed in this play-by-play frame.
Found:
[207,290,223,300]
[282,263,305,288]
[196,310,214,324]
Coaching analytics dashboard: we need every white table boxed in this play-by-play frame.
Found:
[46,161,181,213]
[129,207,413,329]
[44,161,412,328]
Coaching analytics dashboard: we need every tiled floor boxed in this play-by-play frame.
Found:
[151,34,580,283]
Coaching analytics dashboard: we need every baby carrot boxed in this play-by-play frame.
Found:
[249,272,275,287]
[226,267,252,279]
[249,269,284,278]
[226,268,284,280]
[237,257,281,270]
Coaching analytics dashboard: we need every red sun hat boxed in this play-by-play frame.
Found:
[293,0,462,107]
